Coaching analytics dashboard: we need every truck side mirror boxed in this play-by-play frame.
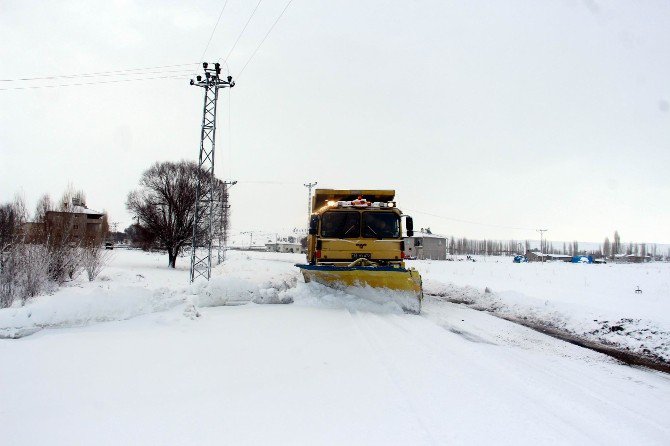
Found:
[309,215,319,235]
[406,216,414,237]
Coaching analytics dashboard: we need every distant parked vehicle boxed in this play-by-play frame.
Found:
[105,242,114,250]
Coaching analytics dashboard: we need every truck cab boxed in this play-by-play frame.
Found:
[306,189,414,267]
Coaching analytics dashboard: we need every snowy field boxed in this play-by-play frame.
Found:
[414,256,670,363]
[1,250,670,445]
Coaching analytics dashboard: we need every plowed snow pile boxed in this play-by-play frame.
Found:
[0,250,299,337]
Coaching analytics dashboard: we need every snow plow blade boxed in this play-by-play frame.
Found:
[296,263,423,314]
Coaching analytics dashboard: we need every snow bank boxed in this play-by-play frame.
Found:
[0,250,305,337]
[0,284,187,338]
[0,249,420,336]
[417,259,670,363]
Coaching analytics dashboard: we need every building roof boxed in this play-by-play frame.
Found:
[47,206,103,217]
[71,205,103,215]
[407,233,446,239]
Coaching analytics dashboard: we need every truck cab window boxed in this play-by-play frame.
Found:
[362,212,400,239]
[320,212,360,238]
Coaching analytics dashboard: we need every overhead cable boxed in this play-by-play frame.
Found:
[237,0,293,79]
[0,62,198,83]
[404,208,536,232]
[221,0,264,65]
[199,0,231,62]
[0,74,189,91]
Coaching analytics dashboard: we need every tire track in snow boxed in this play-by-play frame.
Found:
[497,340,670,440]
[416,300,670,442]
[362,311,597,443]
[343,308,438,446]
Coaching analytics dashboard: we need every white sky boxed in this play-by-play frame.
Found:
[1,0,669,244]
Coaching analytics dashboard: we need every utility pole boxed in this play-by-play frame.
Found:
[189,62,235,283]
[537,229,548,262]
[216,180,237,265]
[241,231,255,249]
[303,182,318,222]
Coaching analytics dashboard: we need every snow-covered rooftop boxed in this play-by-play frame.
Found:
[71,205,103,215]
[409,232,446,239]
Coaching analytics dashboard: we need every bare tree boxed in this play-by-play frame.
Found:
[0,202,20,254]
[0,197,52,307]
[81,242,113,281]
[126,160,216,268]
[0,201,23,307]
[124,223,156,250]
[613,230,621,257]
[34,194,53,223]
[59,184,87,211]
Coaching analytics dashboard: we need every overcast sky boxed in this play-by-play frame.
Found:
[1,0,669,244]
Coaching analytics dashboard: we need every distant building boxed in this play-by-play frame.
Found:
[613,253,651,263]
[45,203,106,244]
[266,242,305,254]
[18,199,106,245]
[525,251,572,262]
[404,233,446,260]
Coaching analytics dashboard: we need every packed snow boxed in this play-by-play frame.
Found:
[1,249,670,445]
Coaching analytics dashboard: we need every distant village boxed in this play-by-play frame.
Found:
[178,227,667,264]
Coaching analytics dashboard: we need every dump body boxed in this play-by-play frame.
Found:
[296,189,423,313]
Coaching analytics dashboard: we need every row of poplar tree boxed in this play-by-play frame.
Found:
[441,230,665,259]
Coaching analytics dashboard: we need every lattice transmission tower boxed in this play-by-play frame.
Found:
[189,62,235,282]
[216,180,237,265]
[303,182,317,222]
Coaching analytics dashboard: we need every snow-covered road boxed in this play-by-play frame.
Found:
[1,251,670,445]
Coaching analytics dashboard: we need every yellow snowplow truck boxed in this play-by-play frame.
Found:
[296,189,423,313]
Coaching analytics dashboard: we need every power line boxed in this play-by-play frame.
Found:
[199,0,231,62]
[237,180,301,185]
[237,0,293,79]
[0,73,191,91]
[0,62,198,83]
[222,0,264,65]
[404,208,537,232]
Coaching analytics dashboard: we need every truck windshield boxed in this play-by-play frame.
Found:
[320,212,360,238]
[362,212,400,238]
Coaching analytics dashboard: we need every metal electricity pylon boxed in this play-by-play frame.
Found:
[537,228,548,263]
[241,231,256,249]
[303,182,317,221]
[189,62,235,283]
[216,180,237,265]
